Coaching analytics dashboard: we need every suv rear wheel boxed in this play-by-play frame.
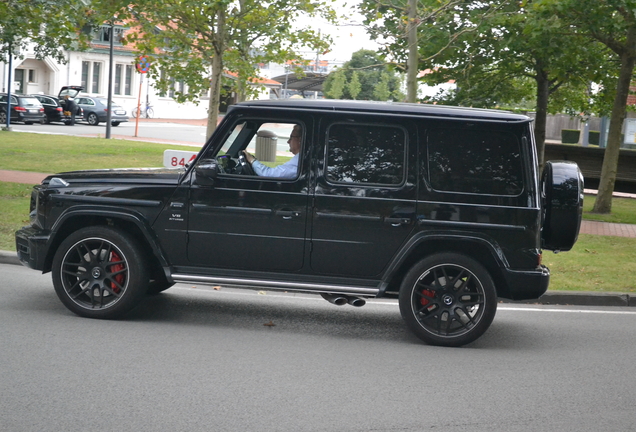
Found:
[399,253,497,347]
[51,226,149,319]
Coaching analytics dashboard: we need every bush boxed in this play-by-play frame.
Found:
[561,129,580,144]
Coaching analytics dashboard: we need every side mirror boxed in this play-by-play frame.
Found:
[195,159,219,185]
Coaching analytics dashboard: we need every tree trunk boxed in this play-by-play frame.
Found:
[206,9,226,141]
[534,66,550,168]
[592,32,636,213]
[406,0,418,103]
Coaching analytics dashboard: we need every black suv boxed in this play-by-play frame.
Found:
[0,93,45,124]
[15,100,583,346]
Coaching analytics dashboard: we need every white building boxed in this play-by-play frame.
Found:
[1,25,284,119]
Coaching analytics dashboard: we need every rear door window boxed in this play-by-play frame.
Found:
[427,127,523,196]
[325,123,406,186]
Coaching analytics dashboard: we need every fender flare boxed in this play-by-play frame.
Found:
[45,206,171,272]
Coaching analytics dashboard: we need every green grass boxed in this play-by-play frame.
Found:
[0,182,32,251]
[545,234,636,292]
[583,194,636,225]
[0,132,181,172]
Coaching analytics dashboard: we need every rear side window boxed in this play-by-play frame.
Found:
[427,127,523,195]
[326,123,406,185]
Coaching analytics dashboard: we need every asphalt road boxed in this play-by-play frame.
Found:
[2,262,636,432]
[9,120,207,147]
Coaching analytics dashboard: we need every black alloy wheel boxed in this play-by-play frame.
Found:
[52,226,149,319]
[399,253,497,347]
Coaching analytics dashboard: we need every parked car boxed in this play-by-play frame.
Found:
[30,94,82,125]
[74,95,129,126]
[15,100,584,347]
[0,93,45,125]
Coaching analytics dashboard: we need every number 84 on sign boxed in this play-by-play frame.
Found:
[163,150,198,168]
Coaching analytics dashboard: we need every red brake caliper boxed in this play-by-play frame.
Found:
[109,251,124,293]
[420,289,435,307]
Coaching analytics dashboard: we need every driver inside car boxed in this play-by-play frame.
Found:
[242,124,301,179]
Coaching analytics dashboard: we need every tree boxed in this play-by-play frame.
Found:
[323,49,403,101]
[421,1,607,166]
[359,0,510,102]
[0,0,95,65]
[348,71,362,99]
[546,0,636,214]
[359,0,607,167]
[127,0,334,139]
[373,72,391,100]
[325,68,346,99]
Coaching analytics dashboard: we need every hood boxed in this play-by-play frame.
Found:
[43,167,186,186]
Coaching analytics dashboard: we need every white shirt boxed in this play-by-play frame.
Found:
[251,154,299,179]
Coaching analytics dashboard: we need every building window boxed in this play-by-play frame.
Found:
[124,65,133,96]
[114,64,122,95]
[92,62,101,93]
[94,25,125,45]
[81,61,89,89]
[81,61,102,94]
[114,64,134,96]
[28,69,36,83]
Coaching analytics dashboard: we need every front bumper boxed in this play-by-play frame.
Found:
[501,265,550,301]
[15,226,51,271]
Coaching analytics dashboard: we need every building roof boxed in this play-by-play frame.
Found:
[270,72,328,92]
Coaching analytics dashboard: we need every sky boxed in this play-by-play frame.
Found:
[295,1,381,66]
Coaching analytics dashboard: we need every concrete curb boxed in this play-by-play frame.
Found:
[0,250,21,266]
[507,291,636,307]
[2,249,635,307]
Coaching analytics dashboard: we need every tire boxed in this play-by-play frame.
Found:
[87,113,99,126]
[51,226,149,319]
[399,253,497,347]
[25,121,33,125]
[145,107,154,119]
[0,111,6,124]
[112,121,120,127]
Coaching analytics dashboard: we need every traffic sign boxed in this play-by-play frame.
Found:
[136,56,150,74]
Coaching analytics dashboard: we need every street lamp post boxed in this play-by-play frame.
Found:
[4,40,13,130]
[105,22,114,139]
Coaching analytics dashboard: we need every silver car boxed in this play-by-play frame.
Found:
[75,96,129,126]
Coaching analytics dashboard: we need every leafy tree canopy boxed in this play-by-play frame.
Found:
[0,0,95,64]
[323,49,404,100]
[124,0,335,137]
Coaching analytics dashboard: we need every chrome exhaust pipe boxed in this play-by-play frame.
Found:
[346,296,366,307]
[321,293,348,306]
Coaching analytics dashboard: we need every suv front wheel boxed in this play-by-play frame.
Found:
[399,253,497,347]
[51,226,149,319]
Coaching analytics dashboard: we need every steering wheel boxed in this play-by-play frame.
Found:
[238,152,255,176]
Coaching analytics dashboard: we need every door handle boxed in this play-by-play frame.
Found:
[384,217,411,226]
[276,210,300,220]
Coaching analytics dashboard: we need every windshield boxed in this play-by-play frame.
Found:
[21,98,42,107]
